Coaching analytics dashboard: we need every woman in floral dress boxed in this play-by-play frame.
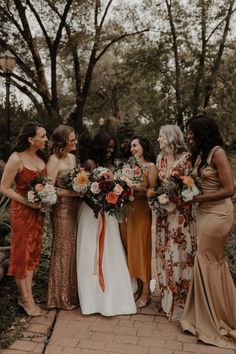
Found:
[156,125,196,320]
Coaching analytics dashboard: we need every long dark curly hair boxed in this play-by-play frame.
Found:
[88,131,117,165]
[127,135,156,163]
[187,115,224,169]
[11,121,47,161]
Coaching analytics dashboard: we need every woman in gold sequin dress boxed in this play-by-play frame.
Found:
[180,115,236,349]
[47,125,81,310]
[120,136,158,309]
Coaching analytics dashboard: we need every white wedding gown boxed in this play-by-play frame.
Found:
[77,202,137,316]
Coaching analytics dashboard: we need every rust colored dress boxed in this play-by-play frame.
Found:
[180,147,236,349]
[8,166,46,279]
[120,173,152,283]
[47,169,80,310]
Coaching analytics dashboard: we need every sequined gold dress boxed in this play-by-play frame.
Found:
[180,146,236,349]
[47,169,80,310]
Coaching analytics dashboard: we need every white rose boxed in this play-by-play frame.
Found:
[90,182,101,194]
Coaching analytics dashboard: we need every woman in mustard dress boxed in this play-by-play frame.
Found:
[180,115,236,349]
[120,136,158,308]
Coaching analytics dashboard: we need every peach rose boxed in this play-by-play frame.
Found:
[113,184,123,195]
[35,183,44,192]
[106,192,119,204]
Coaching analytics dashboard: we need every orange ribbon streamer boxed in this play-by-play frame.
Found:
[93,210,106,292]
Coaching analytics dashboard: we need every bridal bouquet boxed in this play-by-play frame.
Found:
[26,174,57,207]
[61,167,89,194]
[147,174,200,215]
[85,166,133,221]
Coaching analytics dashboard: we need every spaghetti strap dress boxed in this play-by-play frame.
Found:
[47,169,80,310]
[8,165,46,279]
[180,146,236,349]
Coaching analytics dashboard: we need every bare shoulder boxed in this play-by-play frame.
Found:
[47,154,60,167]
[48,154,60,162]
[7,152,22,167]
[146,162,157,173]
[213,147,227,162]
[2,152,22,176]
[68,152,76,161]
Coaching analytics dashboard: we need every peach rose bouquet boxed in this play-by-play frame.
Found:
[26,174,57,207]
[147,173,200,215]
[85,167,133,221]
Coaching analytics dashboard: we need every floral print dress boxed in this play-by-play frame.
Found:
[156,152,196,320]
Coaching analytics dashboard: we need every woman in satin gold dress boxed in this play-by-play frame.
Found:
[180,115,236,349]
[47,125,81,310]
[120,136,158,308]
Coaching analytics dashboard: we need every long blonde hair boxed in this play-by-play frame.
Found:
[159,125,187,155]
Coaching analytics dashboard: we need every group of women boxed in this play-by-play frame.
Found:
[0,114,236,349]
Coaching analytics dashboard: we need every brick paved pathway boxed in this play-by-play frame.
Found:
[1,295,236,354]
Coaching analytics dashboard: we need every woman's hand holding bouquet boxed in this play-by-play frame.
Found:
[26,174,57,212]
[85,167,134,221]
[147,169,200,215]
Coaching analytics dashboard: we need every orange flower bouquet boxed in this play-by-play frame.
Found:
[61,166,89,194]
[85,167,133,221]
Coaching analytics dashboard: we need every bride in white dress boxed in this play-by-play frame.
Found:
[76,132,136,316]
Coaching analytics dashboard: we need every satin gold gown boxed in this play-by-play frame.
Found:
[180,146,236,349]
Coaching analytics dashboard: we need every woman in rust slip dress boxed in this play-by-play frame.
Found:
[180,115,236,349]
[0,121,48,317]
[47,125,81,310]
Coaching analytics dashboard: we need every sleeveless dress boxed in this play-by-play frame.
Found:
[47,169,80,310]
[76,201,136,316]
[156,152,196,320]
[180,147,236,349]
[119,172,152,283]
[8,166,46,279]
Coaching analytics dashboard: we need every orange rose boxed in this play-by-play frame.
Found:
[179,175,194,187]
[35,183,44,192]
[106,192,119,205]
[147,188,157,197]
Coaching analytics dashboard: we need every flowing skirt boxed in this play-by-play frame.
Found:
[180,200,236,348]
[77,202,136,316]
